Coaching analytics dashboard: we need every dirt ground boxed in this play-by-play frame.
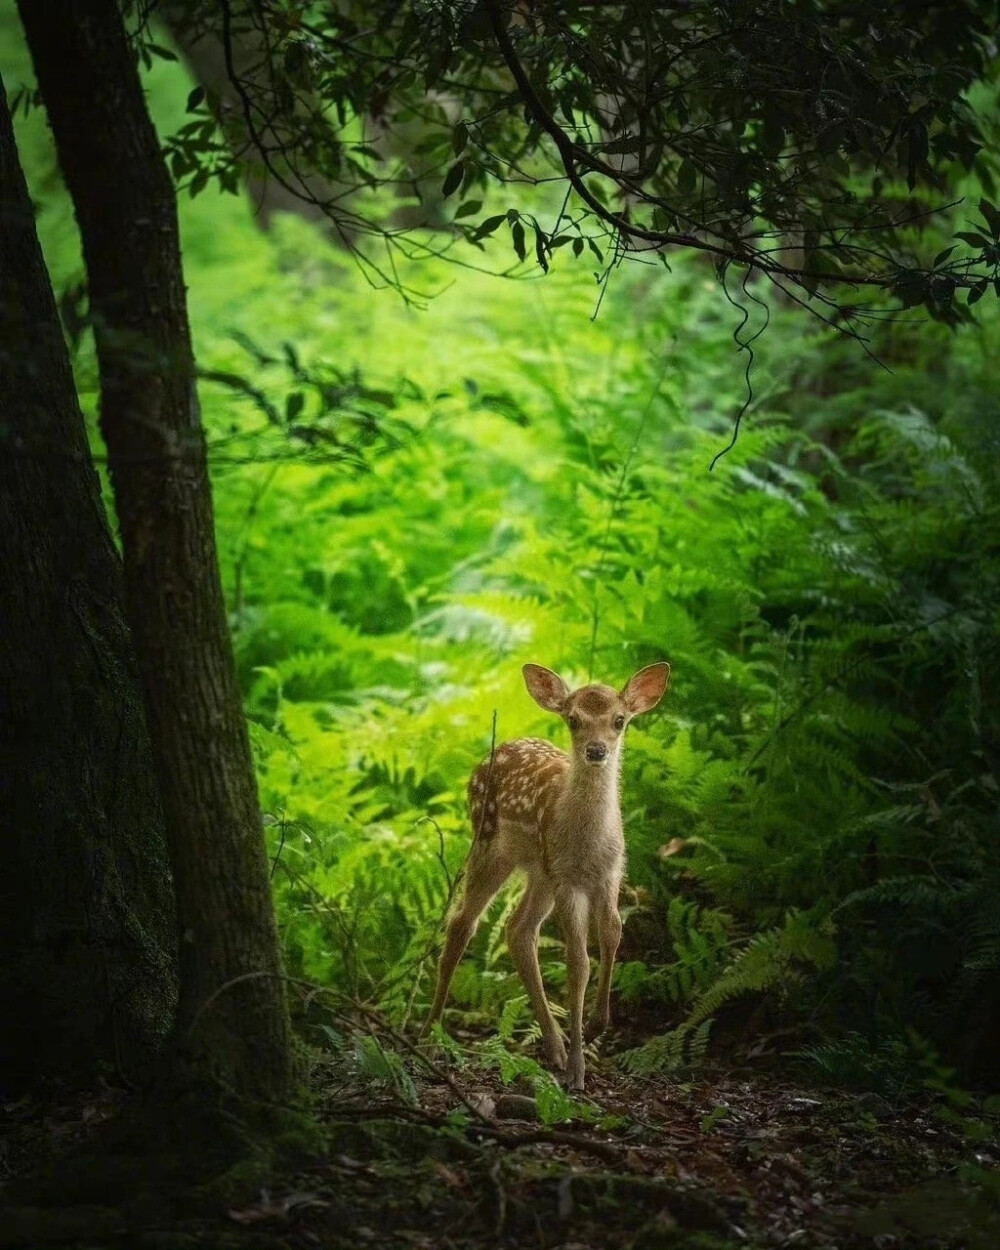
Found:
[2,1040,999,1250]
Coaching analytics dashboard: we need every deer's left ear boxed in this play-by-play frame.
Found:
[622,662,670,715]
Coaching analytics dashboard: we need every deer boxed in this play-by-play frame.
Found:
[423,661,670,1091]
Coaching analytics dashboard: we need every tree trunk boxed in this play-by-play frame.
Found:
[0,75,176,1089]
[16,0,293,1102]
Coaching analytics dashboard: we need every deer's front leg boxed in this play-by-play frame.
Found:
[558,889,591,1092]
[506,881,566,1071]
[586,895,622,1042]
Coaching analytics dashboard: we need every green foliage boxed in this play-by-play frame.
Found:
[475,1038,583,1126]
[350,1034,420,1107]
[796,1032,918,1098]
[7,0,998,1083]
[196,208,998,1077]
[615,898,732,1009]
[617,1021,714,1078]
[159,0,1000,318]
[906,1035,1000,1201]
[685,910,837,1028]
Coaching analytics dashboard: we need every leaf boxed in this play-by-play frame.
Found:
[472,214,506,240]
[452,121,469,155]
[699,1105,730,1132]
[967,280,987,306]
[978,197,1000,240]
[454,199,482,219]
[572,237,584,257]
[187,86,205,112]
[285,391,305,422]
[955,231,989,249]
[933,246,955,268]
[147,43,178,62]
[511,220,526,262]
[534,226,549,273]
[442,162,464,198]
[678,160,697,197]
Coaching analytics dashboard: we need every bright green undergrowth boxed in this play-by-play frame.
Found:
[8,8,999,1084]
[205,220,998,1082]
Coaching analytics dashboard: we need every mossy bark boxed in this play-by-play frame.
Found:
[0,76,176,1088]
[15,0,293,1102]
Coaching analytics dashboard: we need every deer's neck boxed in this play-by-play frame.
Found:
[563,753,623,822]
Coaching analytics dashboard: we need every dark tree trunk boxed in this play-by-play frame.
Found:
[16,0,293,1101]
[0,76,176,1090]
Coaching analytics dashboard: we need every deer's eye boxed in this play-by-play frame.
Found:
[567,713,580,731]
[614,714,626,731]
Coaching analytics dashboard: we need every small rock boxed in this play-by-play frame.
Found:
[467,1092,496,1119]
[494,1093,540,1121]
[855,1092,894,1120]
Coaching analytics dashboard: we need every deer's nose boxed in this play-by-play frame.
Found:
[585,741,607,762]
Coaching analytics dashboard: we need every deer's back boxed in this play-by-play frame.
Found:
[467,737,569,846]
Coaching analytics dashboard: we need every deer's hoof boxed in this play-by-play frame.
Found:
[565,1053,586,1093]
[545,1034,568,1071]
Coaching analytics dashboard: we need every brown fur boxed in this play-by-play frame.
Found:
[423,661,670,1092]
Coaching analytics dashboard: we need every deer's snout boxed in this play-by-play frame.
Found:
[585,741,608,763]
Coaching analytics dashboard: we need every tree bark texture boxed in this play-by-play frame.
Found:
[16,0,293,1101]
[0,76,176,1089]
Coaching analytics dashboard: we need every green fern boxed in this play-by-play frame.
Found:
[685,910,837,1028]
[617,1020,714,1076]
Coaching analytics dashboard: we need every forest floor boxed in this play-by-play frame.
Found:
[2,1037,999,1250]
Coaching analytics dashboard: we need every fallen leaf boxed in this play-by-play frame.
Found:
[658,838,687,858]
[228,1190,328,1224]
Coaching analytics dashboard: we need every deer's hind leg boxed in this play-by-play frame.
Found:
[506,879,566,1070]
[424,840,512,1034]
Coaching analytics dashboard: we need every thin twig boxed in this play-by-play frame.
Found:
[475,709,499,843]
[709,263,770,470]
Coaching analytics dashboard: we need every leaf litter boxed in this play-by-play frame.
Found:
[5,1038,997,1250]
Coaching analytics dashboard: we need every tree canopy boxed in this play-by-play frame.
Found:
[159,0,1000,328]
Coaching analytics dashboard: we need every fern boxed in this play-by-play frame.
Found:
[145,166,1000,1080]
[796,1031,915,1097]
[685,910,837,1027]
[617,1020,714,1077]
[475,1038,582,1125]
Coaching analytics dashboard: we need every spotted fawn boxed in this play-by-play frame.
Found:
[424,661,670,1091]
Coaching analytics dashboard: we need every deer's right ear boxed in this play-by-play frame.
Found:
[523,664,570,713]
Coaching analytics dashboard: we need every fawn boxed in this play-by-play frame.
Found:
[424,661,670,1091]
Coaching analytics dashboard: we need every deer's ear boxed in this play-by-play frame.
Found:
[523,664,570,713]
[622,662,670,715]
